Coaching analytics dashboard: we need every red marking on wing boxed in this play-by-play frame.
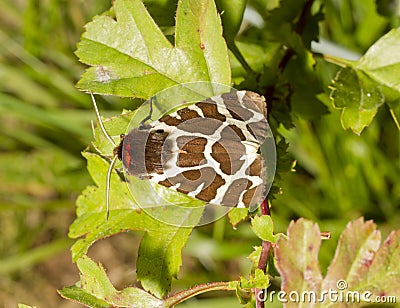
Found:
[123,141,131,168]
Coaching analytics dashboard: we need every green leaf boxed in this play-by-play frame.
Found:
[58,256,166,308]
[214,0,251,72]
[176,0,231,86]
[230,41,282,81]
[137,225,195,297]
[330,67,384,134]
[250,215,277,243]
[247,246,262,268]
[239,269,270,289]
[356,28,400,92]
[73,152,134,219]
[263,0,318,47]
[77,256,116,299]
[331,69,385,110]
[215,0,247,43]
[228,207,248,227]
[283,50,328,119]
[92,109,136,156]
[70,152,203,297]
[329,28,400,133]
[59,285,115,308]
[76,0,230,98]
[356,27,400,129]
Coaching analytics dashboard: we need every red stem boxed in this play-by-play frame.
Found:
[255,198,272,308]
[256,1,315,306]
[164,281,233,307]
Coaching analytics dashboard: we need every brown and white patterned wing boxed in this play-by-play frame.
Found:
[122,91,268,208]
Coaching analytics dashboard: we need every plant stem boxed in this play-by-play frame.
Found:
[321,53,355,67]
[255,198,272,308]
[164,281,234,307]
[228,40,254,74]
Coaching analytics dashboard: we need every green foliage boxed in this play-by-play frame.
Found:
[63,218,400,307]
[215,0,247,44]
[331,67,385,134]
[1,1,114,306]
[72,0,231,299]
[59,256,166,308]
[250,215,278,243]
[70,152,203,297]
[66,0,400,306]
[330,28,400,133]
[2,0,400,307]
[238,269,270,289]
[228,207,249,227]
[76,0,230,98]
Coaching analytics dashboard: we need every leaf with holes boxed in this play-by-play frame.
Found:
[73,0,234,295]
[76,0,230,98]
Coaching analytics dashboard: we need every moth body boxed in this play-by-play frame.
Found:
[115,91,268,208]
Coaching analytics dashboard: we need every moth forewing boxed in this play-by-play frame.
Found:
[121,90,268,209]
[90,89,269,215]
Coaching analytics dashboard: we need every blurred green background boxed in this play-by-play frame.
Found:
[0,0,399,307]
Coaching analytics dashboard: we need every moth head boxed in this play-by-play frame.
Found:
[120,125,170,177]
[113,134,125,160]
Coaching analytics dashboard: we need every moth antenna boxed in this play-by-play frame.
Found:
[106,155,119,220]
[90,90,119,220]
[90,90,116,147]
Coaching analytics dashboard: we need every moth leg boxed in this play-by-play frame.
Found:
[139,97,154,129]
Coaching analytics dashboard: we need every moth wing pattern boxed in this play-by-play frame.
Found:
[122,90,268,208]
